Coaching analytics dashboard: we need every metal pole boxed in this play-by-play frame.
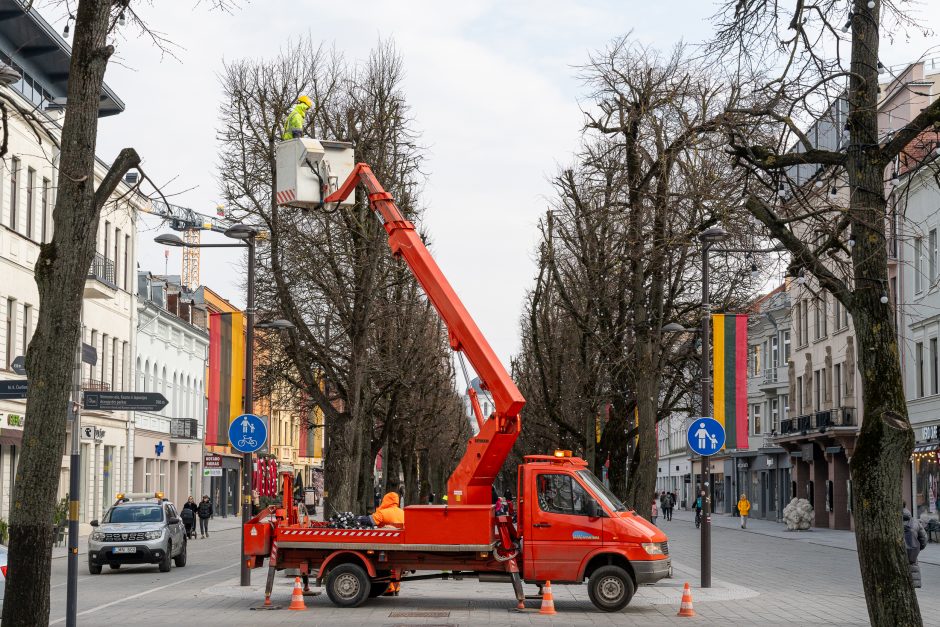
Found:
[240,237,256,586]
[66,311,83,627]
[700,242,712,589]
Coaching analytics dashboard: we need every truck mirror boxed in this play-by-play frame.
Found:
[586,501,601,518]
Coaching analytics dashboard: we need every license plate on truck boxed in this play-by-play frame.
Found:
[113,547,136,554]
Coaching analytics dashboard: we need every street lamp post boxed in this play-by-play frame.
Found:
[155,224,259,586]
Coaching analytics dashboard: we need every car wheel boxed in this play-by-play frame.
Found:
[325,563,370,608]
[88,557,102,575]
[588,565,635,612]
[109,563,121,570]
[159,542,172,573]
[174,539,187,567]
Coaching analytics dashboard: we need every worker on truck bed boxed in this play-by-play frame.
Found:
[372,491,405,528]
[281,95,312,140]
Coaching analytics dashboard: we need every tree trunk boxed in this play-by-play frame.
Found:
[624,342,659,514]
[417,448,431,504]
[323,417,359,515]
[1,2,139,624]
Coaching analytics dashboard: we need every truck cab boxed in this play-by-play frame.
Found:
[519,452,670,611]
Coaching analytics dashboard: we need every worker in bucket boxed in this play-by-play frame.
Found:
[281,95,313,140]
[371,491,404,595]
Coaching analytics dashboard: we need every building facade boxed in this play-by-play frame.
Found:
[135,273,209,506]
[0,1,138,527]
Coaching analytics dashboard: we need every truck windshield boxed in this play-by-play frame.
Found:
[105,505,163,523]
[577,470,628,512]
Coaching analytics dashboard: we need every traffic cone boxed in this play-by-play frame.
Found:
[263,593,272,608]
[539,580,557,615]
[677,582,695,617]
[289,577,307,611]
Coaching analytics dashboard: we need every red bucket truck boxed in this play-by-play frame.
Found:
[245,148,670,612]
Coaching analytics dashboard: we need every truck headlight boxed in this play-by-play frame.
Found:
[641,542,664,555]
[145,530,163,540]
[91,531,105,541]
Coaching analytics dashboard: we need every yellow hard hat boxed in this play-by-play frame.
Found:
[298,95,313,108]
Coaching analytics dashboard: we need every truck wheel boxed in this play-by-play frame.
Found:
[88,557,102,575]
[588,565,635,612]
[158,542,172,572]
[325,563,370,608]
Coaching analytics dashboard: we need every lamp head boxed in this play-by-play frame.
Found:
[154,233,185,247]
[224,223,260,241]
[699,226,729,243]
[256,319,295,330]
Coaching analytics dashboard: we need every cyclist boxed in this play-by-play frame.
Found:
[694,491,704,528]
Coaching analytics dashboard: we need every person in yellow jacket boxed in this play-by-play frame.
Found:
[737,493,751,529]
[281,95,313,140]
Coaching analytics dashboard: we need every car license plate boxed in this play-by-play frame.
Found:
[113,547,136,554]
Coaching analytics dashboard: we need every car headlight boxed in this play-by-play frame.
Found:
[641,542,664,555]
[145,530,163,540]
[91,531,106,541]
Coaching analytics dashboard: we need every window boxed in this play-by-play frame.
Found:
[751,344,761,376]
[771,335,779,369]
[814,369,822,411]
[932,338,939,396]
[783,331,791,362]
[114,228,121,290]
[25,167,34,239]
[802,300,809,345]
[9,157,19,230]
[112,337,120,391]
[821,294,828,337]
[5,298,14,369]
[124,235,130,289]
[103,221,110,261]
[100,333,108,385]
[21,304,30,355]
[916,342,925,398]
[536,473,600,517]
[753,403,762,435]
[794,302,802,345]
[834,363,842,405]
[931,229,938,284]
[833,299,842,330]
[41,178,50,243]
[915,237,924,293]
[770,398,779,433]
[88,329,97,381]
[796,376,804,413]
[781,394,789,421]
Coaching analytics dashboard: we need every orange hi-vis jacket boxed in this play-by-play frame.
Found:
[737,498,751,516]
[372,492,405,528]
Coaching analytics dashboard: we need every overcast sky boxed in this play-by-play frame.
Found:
[59,1,940,365]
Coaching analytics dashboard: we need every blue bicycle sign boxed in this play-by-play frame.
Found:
[686,417,725,456]
[229,413,266,454]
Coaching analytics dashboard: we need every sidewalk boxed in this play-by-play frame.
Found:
[51,515,245,560]
[664,507,940,565]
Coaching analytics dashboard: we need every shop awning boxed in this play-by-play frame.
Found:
[913,442,939,453]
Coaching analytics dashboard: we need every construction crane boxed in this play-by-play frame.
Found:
[142,199,234,288]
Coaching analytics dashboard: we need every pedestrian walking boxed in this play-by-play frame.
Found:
[197,495,213,538]
[663,492,674,521]
[181,496,197,539]
[651,499,658,526]
[903,508,928,588]
[737,493,751,529]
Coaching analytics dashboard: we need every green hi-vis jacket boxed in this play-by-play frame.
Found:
[281,102,310,140]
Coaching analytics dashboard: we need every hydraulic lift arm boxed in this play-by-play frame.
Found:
[324,164,525,505]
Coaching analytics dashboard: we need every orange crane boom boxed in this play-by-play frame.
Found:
[323,163,526,506]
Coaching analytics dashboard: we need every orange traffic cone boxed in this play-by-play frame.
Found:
[263,593,272,608]
[539,580,557,615]
[289,577,307,611]
[677,582,695,617]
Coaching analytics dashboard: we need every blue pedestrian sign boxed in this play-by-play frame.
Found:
[687,417,725,456]
[229,413,267,454]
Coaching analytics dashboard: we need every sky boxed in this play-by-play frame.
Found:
[48,0,940,365]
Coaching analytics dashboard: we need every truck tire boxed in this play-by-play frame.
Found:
[588,565,635,612]
[325,563,370,608]
[158,542,172,573]
[88,557,102,575]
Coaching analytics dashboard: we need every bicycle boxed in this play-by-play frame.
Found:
[238,436,257,448]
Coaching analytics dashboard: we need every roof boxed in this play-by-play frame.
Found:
[0,0,123,116]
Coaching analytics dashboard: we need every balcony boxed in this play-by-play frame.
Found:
[778,408,857,437]
[81,378,111,392]
[759,366,786,390]
[85,253,118,299]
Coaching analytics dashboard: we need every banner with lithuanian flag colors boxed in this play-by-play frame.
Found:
[712,314,748,450]
[206,311,245,446]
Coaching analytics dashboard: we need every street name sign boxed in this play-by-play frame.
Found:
[229,413,267,454]
[10,356,25,376]
[83,391,168,411]
[0,380,28,398]
[687,417,726,456]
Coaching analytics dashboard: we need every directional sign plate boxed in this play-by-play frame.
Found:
[229,413,267,454]
[83,391,168,411]
[687,417,726,456]
[10,356,25,376]
[0,380,28,398]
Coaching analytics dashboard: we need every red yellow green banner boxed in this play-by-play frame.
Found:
[712,314,748,450]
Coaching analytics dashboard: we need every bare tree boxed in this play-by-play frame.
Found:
[711,1,940,623]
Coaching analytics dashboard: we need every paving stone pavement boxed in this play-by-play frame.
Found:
[46,508,940,625]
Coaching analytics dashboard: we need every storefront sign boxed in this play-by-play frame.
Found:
[80,425,105,441]
[203,468,222,477]
[204,454,222,468]
[922,425,939,442]
[4,412,24,429]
